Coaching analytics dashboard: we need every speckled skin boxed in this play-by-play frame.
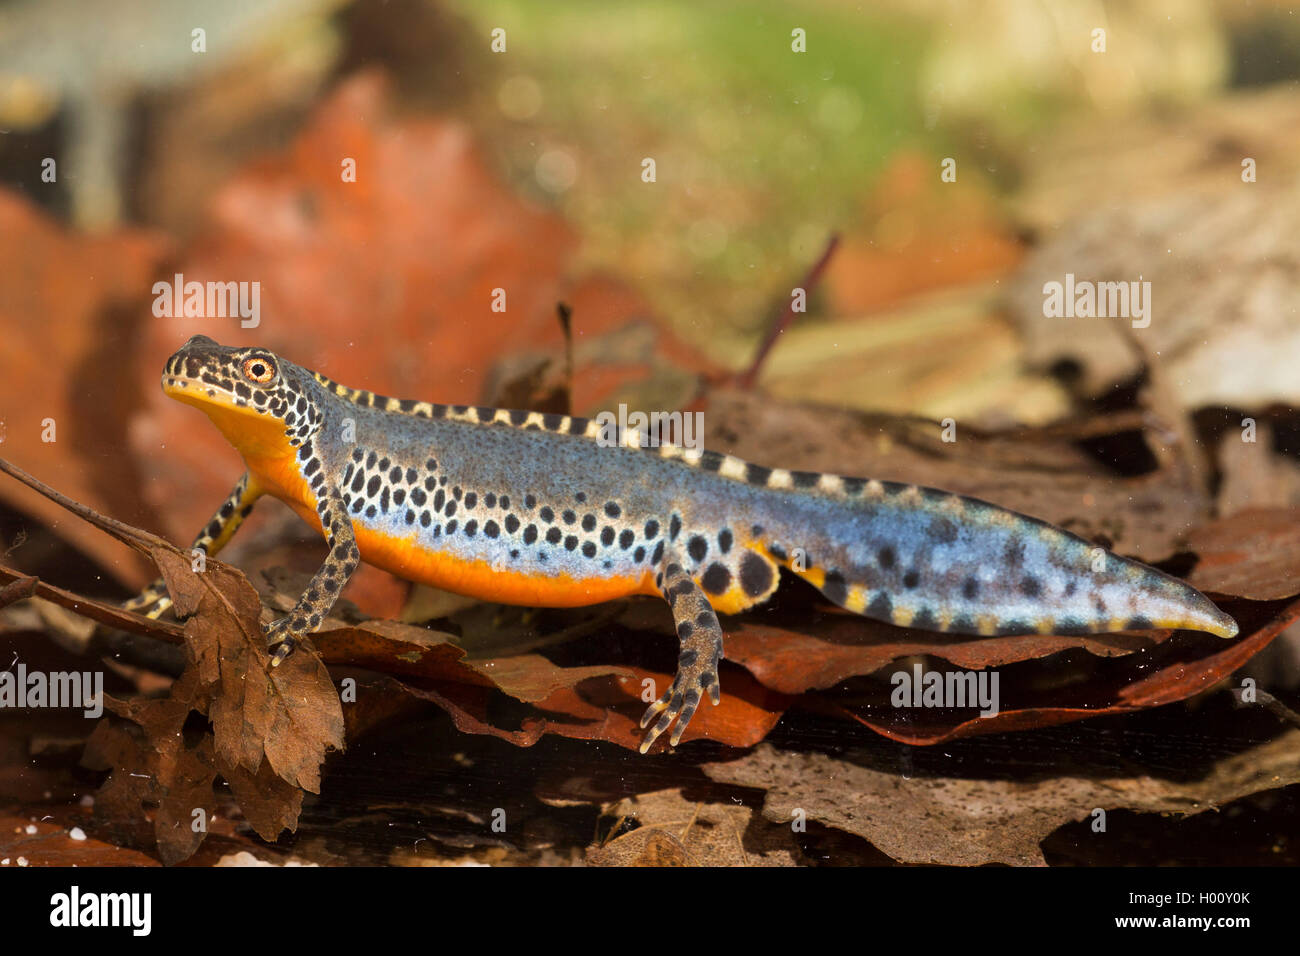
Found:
[127,336,1239,751]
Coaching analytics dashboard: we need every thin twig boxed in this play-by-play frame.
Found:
[737,232,840,389]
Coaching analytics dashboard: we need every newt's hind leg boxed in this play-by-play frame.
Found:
[640,554,724,753]
[123,472,263,619]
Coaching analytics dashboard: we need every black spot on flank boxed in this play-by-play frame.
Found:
[876,546,896,570]
[445,519,457,534]
[366,451,377,468]
[465,492,477,509]
[432,489,444,511]
[929,518,959,545]
[546,527,562,544]
[739,552,774,597]
[822,571,848,606]
[902,570,920,589]
[1125,615,1154,631]
[350,471,365,493]
[389,467,402,483]
[512,550,521,559]
[1004,538,1026,569]
[669,515,681,540]
[604,501,621,519]
[393,489,406,506]
[962,577,979,600]
[687,535,708,563]
[701,563,731,595]
[866,592,893,620]
[406,511,416,525]
[303,458,320,477]
[464,520,478,537]
[542,413,565,431]
[540,506,554,523]
[485,493,497,508]
[564,535,578,551]
[366,475,381,497]
[524,525,538,544]
[485,520,500,538]
[601,527,615,546]
[718,529,733,553]
[634,546,646,562]
[562,509,576,525]
[411,488,427,507]
[911,607,938,631]
[380,487,390,511]
[619,529,635,550]
[651,541,665,565]
[505,515,520,533]
[445,501,457,518]
[423,476,436,491]
[644,519,659,539]
[575,492,587,503]
[420,511,431,528]
[500,496,510,509]
[746,463,772,485]
[510,409,528,426]
[426,459,437,471]
[582,541,597,558]
[524,494,537,509]
[453,486,463,500]
[792,470,819,489]
[365,505,377,518]
[699,450,724,472]
[403,467,416,484]
[1020,576,1042,598]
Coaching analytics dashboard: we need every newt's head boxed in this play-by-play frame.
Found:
[162,335,321,459]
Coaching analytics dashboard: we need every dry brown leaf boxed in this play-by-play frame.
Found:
[704,732,1300,866]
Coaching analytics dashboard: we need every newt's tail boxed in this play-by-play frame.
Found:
[750,478,1236,639]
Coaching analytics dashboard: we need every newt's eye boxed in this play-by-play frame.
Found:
[242,357,276,384]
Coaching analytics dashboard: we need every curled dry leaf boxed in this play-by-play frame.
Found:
[0,458,343,862]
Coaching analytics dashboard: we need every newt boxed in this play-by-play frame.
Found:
[127,335,1238,751]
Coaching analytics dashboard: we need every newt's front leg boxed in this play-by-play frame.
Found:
[640,553,724,752]
[123,472,264,618]
[267,480,359,665]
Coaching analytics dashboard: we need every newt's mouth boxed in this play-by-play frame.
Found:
[161,373,249,412]
[162,373,294,459]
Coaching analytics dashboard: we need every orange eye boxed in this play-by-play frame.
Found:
[242,357,276,383]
